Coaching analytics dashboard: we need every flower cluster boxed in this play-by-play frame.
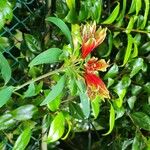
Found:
[81,22,110,100]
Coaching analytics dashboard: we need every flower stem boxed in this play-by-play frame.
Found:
[14,67,64,92]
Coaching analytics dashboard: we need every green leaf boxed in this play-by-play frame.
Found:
[46,17,73,49]
[0,12,4,29]
[140,0,149,29]
[66,0,75,10]
[29,48,62,67]
[23,82,35,98]
[116,0,126,27]
[12,128,31,150]
[103,103,115,135]
[79,92,90,118]
[11,105,38,121]
[140,41,150,54]
[104,64,119,79]
[0,52,12,84]
[125,17,137,34]
[24,34,41,54]
[122,139,133,150]
[103,31,113,57]
[91,97,100,119]
[47,112,65,142]
[47,94,61,112]
[102,2,120,24]
[127,96,136,110]
[122,34,133,66]
[40,75,66,106]
[131,112,150,131]
[129,58,144,78]
[136,0,142,15]
[0,86,13,108]
[132,134,143,150]
[128,0,136,14]
[114,76,131,108]
[0,113,16,130]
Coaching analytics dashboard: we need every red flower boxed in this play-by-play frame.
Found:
[85,57,109,73]
[84,73,110,99]
[81,22,107,58]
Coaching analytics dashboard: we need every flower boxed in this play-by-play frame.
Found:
[85,57,109,73]
[81,22,107,58]
[84,72,110,99]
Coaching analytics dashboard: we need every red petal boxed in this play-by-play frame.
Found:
[82,38,96,59]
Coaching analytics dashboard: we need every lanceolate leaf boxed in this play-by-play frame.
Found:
[0,52,11,84]
[40,75,66,106]
[79,92,90,118]
[102,2,120,24]
[12,128,31,150]
[122,34,133,66]
[140,0,149,29]
[46,17,73,49]
[0,86,14,108]
[47,112,65,142]
[29,48,62,67]
[103,103,115,136]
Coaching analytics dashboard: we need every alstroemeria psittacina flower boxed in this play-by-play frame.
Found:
[81,22,107,58]
[84,57,110,100]
[85,57,109,73]
[84,72,110,99]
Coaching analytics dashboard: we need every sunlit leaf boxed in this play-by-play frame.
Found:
[0,86,13,108]
[47,112,65,142]
[122,34,133,66]
[79,92,90,118]
[11,105,38,121]
[40,75,66,105]
[46,17,73,49]
[102,2,120,24]
[0,52,12,84]
[103,103,115,135]
[29,48,62,67]
[12,128,31,150]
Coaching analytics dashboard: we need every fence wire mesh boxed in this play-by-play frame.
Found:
[0,0,46,85]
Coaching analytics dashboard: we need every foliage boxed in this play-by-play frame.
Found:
[0,0,150,149]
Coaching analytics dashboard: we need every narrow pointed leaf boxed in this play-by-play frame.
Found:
[102,2,120,24]
[40,75,66,105]
[0,86,13,108]
[12,128,31,150]
[46,17,73,49]
[0,52,11,84]
[103,103,115,135]
[29,48,62,67]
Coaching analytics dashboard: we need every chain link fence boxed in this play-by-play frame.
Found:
[0,0,47,85]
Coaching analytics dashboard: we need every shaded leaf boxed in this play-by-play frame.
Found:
[23,82,35,98]
[131,112,150,131]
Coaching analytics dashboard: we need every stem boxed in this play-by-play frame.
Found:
[14,67,64,92]
[108,25,150,34]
